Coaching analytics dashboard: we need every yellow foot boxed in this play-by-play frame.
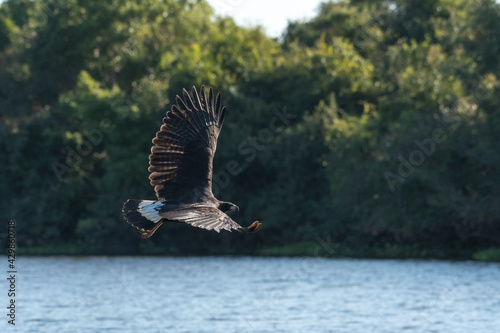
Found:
[246,221,261,233]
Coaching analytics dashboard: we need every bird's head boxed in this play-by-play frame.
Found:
[218,202,239,213]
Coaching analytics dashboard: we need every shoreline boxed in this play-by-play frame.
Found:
[14,242,500,262]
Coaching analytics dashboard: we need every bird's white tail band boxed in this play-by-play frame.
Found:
[122,199,164,235]
[137,200,163,223]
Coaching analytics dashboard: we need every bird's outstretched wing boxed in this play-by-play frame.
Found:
[163,206,261,233]
[148,86,226,201]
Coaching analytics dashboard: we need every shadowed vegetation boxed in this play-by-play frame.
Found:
[1,0,499,260]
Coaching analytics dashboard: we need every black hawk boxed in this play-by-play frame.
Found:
[122,85,261,238]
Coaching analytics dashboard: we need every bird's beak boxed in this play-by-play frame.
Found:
[230,205,239,212]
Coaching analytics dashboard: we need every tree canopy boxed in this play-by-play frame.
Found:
[1,0,499,259]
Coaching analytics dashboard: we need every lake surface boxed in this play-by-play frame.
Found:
[4,256,500,332]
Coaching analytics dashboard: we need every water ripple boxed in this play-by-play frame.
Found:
[7,257,500,332]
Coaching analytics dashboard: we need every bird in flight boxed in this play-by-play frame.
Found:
[122,85,261,238]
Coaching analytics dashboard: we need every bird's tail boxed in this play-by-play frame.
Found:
[122,199,165,239]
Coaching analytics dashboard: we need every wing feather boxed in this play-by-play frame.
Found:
[200,85,209,114]
[163,207,245,233]
[215,92,221,122]
[191,86,203,111]
[175,96,189,113]
[218,106,226,128]
[182,88,197,111]
[148,86,225,201]
[208,87,215,118]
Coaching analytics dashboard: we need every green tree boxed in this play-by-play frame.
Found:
[1,0,499,257]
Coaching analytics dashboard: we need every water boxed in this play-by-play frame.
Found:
[3,256,500,332]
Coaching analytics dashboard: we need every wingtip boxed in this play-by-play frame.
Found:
[218,106,226,127]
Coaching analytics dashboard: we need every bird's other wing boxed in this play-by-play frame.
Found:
[149,85,226,201]
[162,206,260,233]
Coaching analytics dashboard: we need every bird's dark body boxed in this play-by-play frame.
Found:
[122,86,261,238]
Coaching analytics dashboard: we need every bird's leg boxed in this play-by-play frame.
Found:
[140,220,165,239]
[245,221,261,233]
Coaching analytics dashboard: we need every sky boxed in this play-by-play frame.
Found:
[206,0,325,38]
[0,0,323,38]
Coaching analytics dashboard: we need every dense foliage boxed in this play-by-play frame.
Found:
[1,0,499,258]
